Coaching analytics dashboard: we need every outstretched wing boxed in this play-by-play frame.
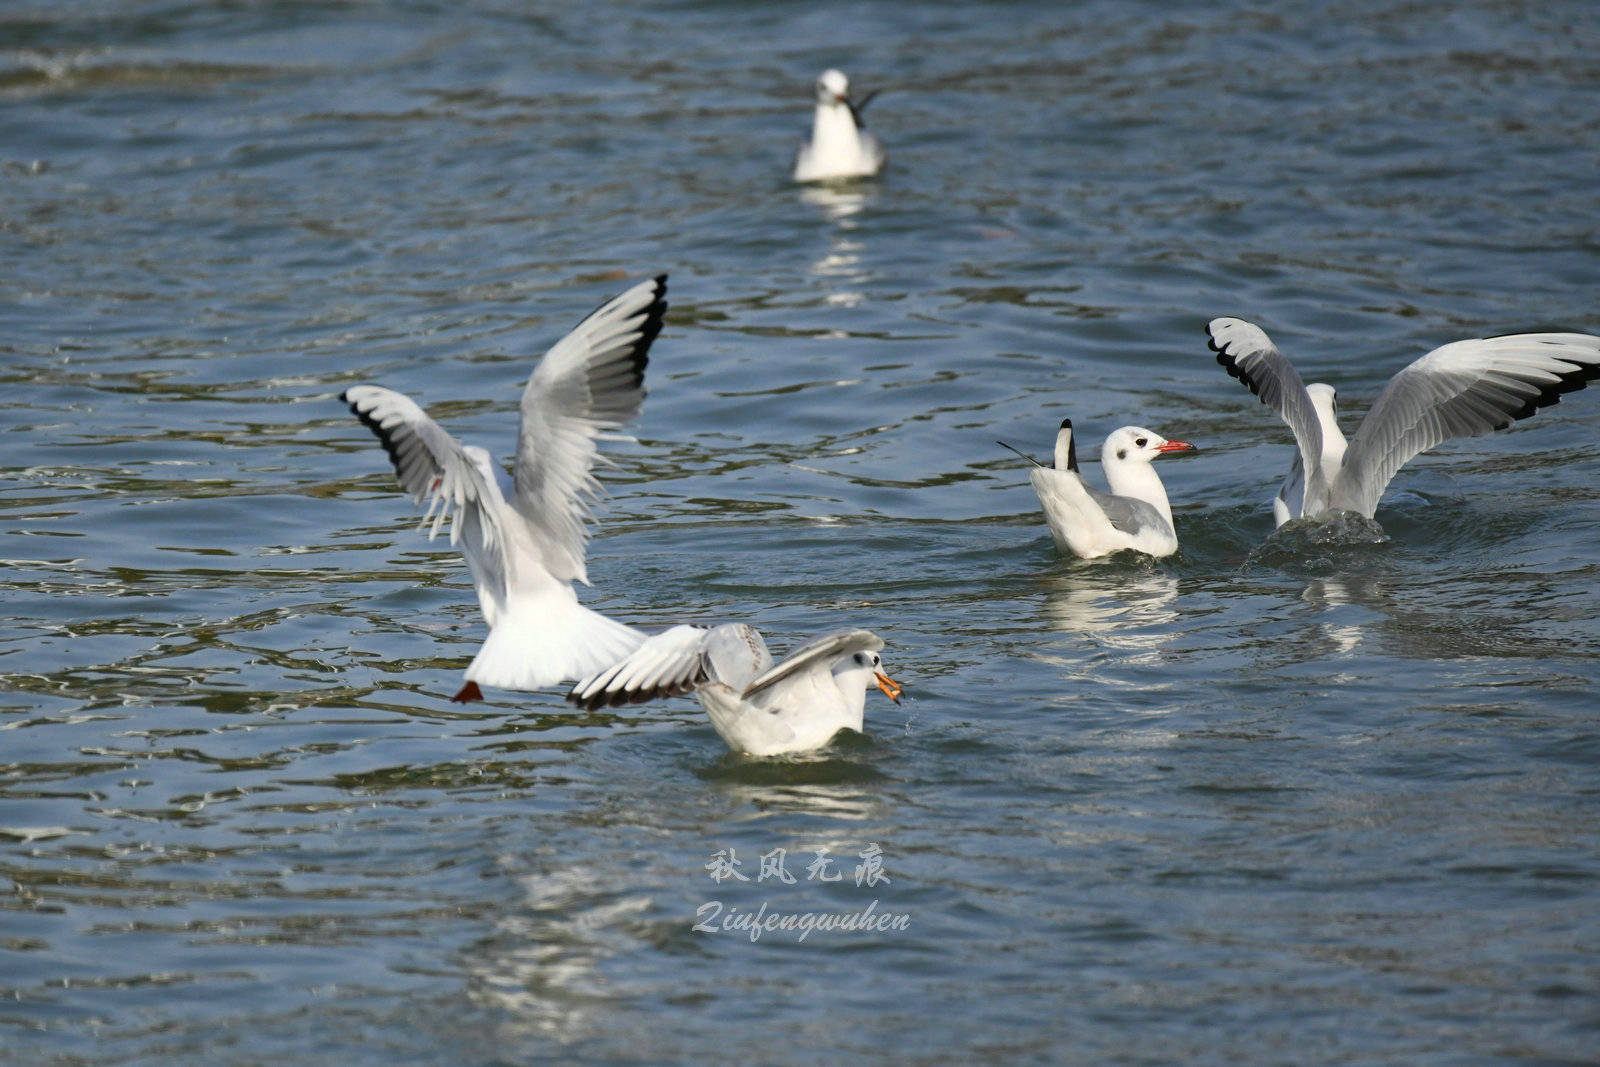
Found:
[343,385,509,607]
[514,275,669,584]
[1207,318,1327,504]
[743,629,883,699]
[566,624,711,710]
[1332,333,1600,517]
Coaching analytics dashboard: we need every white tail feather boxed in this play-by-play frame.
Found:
[464,593,645,691]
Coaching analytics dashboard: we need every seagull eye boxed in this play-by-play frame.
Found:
[1135,437,1148,448]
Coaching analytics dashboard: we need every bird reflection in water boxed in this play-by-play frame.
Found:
[799,185,874,309]
[1039,570,1179,655]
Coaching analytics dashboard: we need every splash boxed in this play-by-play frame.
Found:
[1246,510,1391,572]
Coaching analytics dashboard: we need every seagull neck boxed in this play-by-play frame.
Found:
[830,663,872,725]
[812,102,859,145]
[1102,450,1174,526]
[1311,395,1348,470]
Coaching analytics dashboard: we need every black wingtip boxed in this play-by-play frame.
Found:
[569,677,698,713]
[343,388,407,477]
[1207,326,1266,400]
[1504,358,1600,422]
[846,87,882,129]
[600,275,670,395]
[996,439,1044,468]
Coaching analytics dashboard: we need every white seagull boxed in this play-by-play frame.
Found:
[1208,318,1600,526]
[342,275,668,702]
[1001,419,1197,559]
[792,68,886,183]
[568,625,902,757]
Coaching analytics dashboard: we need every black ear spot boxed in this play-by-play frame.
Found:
[1117,448,1127,460]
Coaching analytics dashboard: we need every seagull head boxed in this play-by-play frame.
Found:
[841,648,902,703]
[1306,382,1339,423]
[1102,426,1197,468]
[816,68,851,106]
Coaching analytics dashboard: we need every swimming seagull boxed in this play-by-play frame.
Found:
[1207,318,1600,526]
[792,68,886,183]
[568,625,902,757]
[1000,419,1197,559]
[341,275,668,702]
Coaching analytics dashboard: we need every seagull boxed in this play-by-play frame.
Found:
[792,68,886,183]
[568,625,902,757]
[1207,318,1600,526]
[341,275,669,702]
[1000,419,1197,559]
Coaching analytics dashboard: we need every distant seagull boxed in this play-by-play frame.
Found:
[793,68,886,183]
[1207,318,1600,526]
[569,625,902,757]
[1001,420,1196,559]
[342,276,668,702]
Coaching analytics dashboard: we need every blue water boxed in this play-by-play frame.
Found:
[3,1,1598,1062]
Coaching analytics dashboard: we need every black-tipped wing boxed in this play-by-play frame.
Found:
[566,622,774,711]
[514,275,668,584]
[343,385,507,553]
[567,623,711,710]
[1332,332,1600,517]
[1207,317,1327,503]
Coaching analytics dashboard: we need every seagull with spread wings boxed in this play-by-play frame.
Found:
[1208,318,1600,526]
[342,275,667,702]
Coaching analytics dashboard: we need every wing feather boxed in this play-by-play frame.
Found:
[514,276,668,584]
[1332,333,1600,516]
[567,624,709,710]
[344,385,507,554]
[743,629,883,699]
[343,385,511,623]
[1207,318,1328,506]
[1084,483,1167,538]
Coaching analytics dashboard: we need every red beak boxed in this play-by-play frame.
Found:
[1156,439,1196,455]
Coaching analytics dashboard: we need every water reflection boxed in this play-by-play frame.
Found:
[1039,570,1179,653]
[798,183,872,226]
[1298,575,1374,655]
[719,780,883,823]
[799,185,874,309]
[464,862,659,1043]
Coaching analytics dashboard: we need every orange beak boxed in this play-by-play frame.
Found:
[874,671,903,704]
[1156,439,1196,455]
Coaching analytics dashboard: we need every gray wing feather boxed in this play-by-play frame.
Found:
[1208,318,1328,505]
[702,624,773,691]
[743,629,884,699]
[1332,333,1600,517]
[1084,483,1168,537]
[514,276,668,584]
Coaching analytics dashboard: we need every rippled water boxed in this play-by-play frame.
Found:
[4,1,1599,1062]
